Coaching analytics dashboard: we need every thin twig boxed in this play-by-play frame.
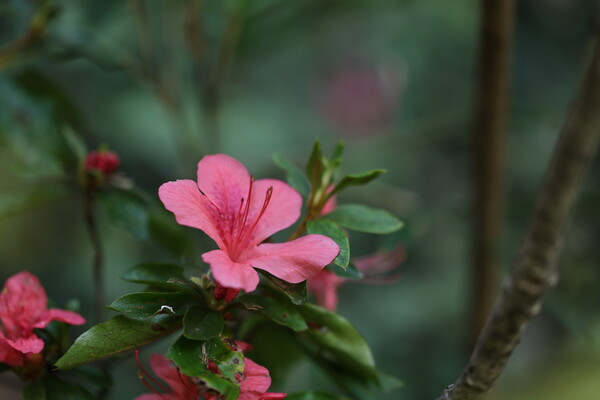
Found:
[471,0,514,345]
[437,33,600,400]
[83,187,105,325]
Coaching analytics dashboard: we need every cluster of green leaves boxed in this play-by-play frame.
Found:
[275,140,403,282]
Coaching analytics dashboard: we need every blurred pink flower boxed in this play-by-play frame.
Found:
[0,271,85,367]
[308,246,404,311]
[316,60,404,137]
[84,150,120,175]
[159,154,339,293]
[308,191,404,310]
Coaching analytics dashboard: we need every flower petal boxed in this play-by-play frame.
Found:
[0,337,25,366]
[196,154,251,220]
[159,179,225,249]
[33,309,85,329]
[4,335,44,354]
[246,235,339,283]
[202,250,260,292]
[0,271,47,336]
[307,270,343,311]
[148,354,185,394]
[239,358,272,400]
[242,179,302,246]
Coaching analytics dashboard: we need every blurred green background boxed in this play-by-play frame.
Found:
[1,0,600,399]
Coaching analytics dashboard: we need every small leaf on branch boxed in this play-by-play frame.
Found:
[307,219,349,269]
[327,262,363,280]
[108,291,197,320]
[323,204,403,234]
[330,169,386,196]
[330,141,345,164]
[239,294,308,331]
[298,304,379,383]
[98,189,149,240]
[306,140,325,188]
[54,315,181,369]
[183,306,225,340]
[273,153,310,197]
[260,271,308,305]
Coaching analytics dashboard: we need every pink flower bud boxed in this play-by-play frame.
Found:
[84,150,120,175]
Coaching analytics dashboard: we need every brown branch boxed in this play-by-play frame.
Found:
[471,0,514,344]
[437,33,600,400]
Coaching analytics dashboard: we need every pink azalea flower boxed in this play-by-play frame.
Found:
[135,351,286,400]
[159,154,339,293]
[0,271,85,367]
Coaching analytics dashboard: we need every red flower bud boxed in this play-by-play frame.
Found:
[84,150,120,175]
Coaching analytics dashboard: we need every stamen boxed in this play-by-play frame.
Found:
[176,367,196,394]
[197,187,224,216]
[245,186,273,238]
[234,176,255,245]
[135,350,171,395]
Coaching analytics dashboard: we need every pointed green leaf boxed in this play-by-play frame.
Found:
[55,315,181,369]
[273,153,310,197]
[323,204,403,234]
[167,336,240,400]
[239,294,308,331]
[299,304,378,383]
[121,262,185,289]
[183,306,224,340]
[108,291,197,320]
[306,140,325,188]
[307,219,349,269]
[330,169,385,196]
[260,271,307,305]
[204,336,245,383]
[330,141,345,164]
[98,189,149,240]
[327,262,363,280]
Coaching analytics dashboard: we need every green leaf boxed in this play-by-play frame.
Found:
[183,306,224,340]
[323,204,403,234]
[98,189,149,240]
[260,271,307,305]
[239,294,308,331]
[306,140,325,189]
[330,169,385,196]
[23,380,45,400]
[307,219,349,269]
[55,315,181,369]
[327,262,363,280]
[62,127,87,161]
[378,371,404,392]
[121,262,185,289]
[167,336,240,400]
[205,336,245,383]
[298,304,378,383]
[273,153,310,197]
[108,291,197,320]
[330,141,345,164]
[287,392,349,400]
[42,376,95,400]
